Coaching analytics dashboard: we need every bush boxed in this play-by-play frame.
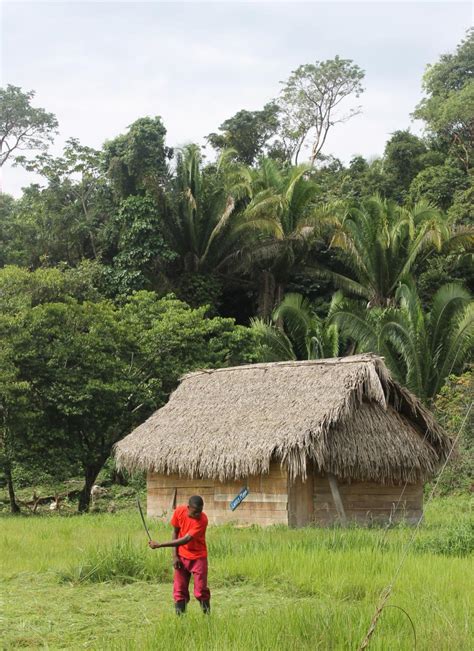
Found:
[11,461,80,488]
[96,457,146,491]
[414,520,474,557]
[431,370,473,495]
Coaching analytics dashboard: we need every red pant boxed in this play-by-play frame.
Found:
[173,555,210,603]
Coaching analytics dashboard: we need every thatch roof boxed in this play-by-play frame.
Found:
[114,354,450,484]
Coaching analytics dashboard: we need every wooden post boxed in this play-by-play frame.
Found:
[328,473,347,526]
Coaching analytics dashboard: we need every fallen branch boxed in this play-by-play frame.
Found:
[18,489,82,512]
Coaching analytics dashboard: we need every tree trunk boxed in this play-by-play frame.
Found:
[257,271,276,319]
[78,463,103,513]
[4,461,20,514]
[112,467,128,486]
[274,282,285,330]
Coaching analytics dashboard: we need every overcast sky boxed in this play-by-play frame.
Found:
[1,1,472,196]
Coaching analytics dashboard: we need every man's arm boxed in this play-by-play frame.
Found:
[149,533,192,549]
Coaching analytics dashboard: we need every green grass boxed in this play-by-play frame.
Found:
[1,496,473,650]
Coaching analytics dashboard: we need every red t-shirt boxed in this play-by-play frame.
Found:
[170,505,208,560]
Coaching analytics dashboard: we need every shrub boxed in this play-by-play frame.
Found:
[431,370,473,495]
[414,520,474,557]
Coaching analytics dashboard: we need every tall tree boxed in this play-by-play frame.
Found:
[103,116,173,197]
[413,29,474,171]
[276,57,365,165]
[162,145,251,275]
[104,194,176,296]
[381,130,434,202]
[9,299,142,512]
[0,264,105,512]
[206,102,280,165]
[242,159,321,316]
[0,85,58,175]
[17,138,113,265]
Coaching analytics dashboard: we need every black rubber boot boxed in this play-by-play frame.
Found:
[175,600,186,615]
[199,599,211,614]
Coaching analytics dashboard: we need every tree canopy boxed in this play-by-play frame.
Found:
[414,28,473,171]
[207,103,280,165]
[0,85,58,171]
[277,57,365,165]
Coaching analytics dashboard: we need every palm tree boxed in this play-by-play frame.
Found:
[320,195,466,307]
[161,145,252,274]
[241,159,322,316]
[331,281,473,402]
[251,292,344,361]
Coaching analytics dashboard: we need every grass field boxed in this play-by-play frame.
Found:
[1,495,472,650]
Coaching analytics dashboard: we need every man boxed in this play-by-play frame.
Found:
[148,495,210,615]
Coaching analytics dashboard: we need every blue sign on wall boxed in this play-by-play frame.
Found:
[230,487,249,511]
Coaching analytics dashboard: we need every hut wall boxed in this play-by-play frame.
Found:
[313,475,423,525]
[288,473,314,527]
[147,468,423,527]
[147,461,289,526]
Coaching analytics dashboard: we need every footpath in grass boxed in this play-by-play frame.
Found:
[1,496,473,650]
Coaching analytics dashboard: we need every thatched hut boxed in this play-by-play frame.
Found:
[115,354,450,527]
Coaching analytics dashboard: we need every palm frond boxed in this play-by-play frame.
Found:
[250,318,296,362]
[318,267,372,301]
[441,227,474,253]
[429,283,472,357]
[330,307,379,353]
[435,302,474,397]
[272,293,315,356]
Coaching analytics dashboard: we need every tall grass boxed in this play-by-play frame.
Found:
[1,496,473,650]
[58,537,172,584]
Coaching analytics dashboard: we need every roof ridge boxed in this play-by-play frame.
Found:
[181,354,383,381]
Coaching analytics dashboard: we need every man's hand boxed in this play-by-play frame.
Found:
[173,557,182,569]
[148,540,161,549]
